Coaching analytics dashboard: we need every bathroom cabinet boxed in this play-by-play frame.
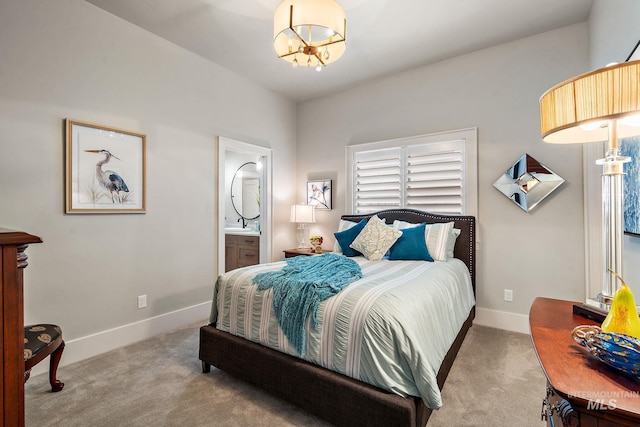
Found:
[225,234,259,271]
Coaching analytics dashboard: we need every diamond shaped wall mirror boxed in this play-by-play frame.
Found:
[493,153,564,212]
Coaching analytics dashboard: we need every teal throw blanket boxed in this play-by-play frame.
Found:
[253,253,362,357]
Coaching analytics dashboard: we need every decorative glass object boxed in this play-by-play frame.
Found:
[572,325,640,380]
[493,153,564,212]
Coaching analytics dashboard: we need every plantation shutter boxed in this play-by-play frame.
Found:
[353,148,403,213]
[406,141,465,214]
[347,129,476,216]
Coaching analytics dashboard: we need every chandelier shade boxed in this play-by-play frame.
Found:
[274,0,347,70]
[540,60,640,144]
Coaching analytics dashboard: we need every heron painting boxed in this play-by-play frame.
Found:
[84,149,130,203]
[65,119,146,213]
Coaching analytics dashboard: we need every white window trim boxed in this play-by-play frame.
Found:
[345,127,478,218]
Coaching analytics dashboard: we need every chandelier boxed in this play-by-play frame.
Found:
[273,0,347,71]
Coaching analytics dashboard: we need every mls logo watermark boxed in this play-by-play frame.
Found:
[570,390,640,411]
[586,399,617,411]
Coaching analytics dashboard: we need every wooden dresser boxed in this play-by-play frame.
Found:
[1,229,42,427]
[225,234,259,271]
[530,297,640,427]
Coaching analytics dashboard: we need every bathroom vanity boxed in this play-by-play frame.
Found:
[225,232,260,271]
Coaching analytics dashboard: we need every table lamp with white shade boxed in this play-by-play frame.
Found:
[290,204,316,248]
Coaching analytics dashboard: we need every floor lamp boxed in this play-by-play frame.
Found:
[540,59,640,312]
[290,204,316,248]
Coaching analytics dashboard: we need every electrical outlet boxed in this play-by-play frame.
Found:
[137,294,147,309]
[504,289,513,302]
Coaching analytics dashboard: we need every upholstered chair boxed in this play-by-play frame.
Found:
[24,324,65,392]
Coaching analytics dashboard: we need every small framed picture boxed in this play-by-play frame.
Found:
[307,179,332,210]
[65,119,146,213]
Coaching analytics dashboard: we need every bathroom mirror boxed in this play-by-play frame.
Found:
[493,153,564,212]
[231,162,260,223]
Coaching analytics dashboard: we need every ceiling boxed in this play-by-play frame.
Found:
[85,0,594,103]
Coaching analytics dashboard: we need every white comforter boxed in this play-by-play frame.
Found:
[210,256,475,409]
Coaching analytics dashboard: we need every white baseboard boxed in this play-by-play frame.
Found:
[474,307,530,335]
[29,301,212,377]
[29,302,526,379]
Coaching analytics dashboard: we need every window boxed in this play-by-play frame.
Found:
[346,128,477,217]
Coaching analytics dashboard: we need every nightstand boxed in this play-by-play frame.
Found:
[283,248,332,258]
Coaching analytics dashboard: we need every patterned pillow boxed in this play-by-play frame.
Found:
[350,215,402,261]
[393,220,455,262]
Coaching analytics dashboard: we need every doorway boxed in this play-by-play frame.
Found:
[217,136,272,274]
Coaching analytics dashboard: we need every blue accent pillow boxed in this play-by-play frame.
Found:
[388,223,434,261]
[333,219,367,257]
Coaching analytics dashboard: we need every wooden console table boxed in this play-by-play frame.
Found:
[530,297,640,427]
[1,229,42,427]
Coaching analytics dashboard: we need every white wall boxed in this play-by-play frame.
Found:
[296,24,590,333]
[588,0,640,66]
[0,0,297,366]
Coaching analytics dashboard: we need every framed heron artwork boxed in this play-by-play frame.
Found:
[65,119,146,213]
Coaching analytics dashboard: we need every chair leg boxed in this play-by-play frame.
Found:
[49,340,65,392]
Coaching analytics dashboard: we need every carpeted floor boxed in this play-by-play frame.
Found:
[25,322,546,426]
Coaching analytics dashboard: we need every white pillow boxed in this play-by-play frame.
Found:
[350,215,402,261]
[333,219,359,254]
[447,228,461,259]
[393,220,455,262]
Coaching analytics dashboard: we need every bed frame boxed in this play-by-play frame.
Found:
[199,209,476,427]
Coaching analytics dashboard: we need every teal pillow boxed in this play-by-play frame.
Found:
[334,219,367,257]
[388,223,433,261]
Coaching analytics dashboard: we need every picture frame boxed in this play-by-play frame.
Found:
[65,119,146,214]
[621,136,640,235]
[307,179,332,210]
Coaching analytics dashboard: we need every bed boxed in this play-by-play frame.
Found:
[199,208,476,427]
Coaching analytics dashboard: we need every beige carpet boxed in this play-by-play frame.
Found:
[25,322,546,426]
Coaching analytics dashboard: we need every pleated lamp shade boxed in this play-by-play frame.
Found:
[540,60,640,144]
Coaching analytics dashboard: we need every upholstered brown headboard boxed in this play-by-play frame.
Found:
[341,208,476,297]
